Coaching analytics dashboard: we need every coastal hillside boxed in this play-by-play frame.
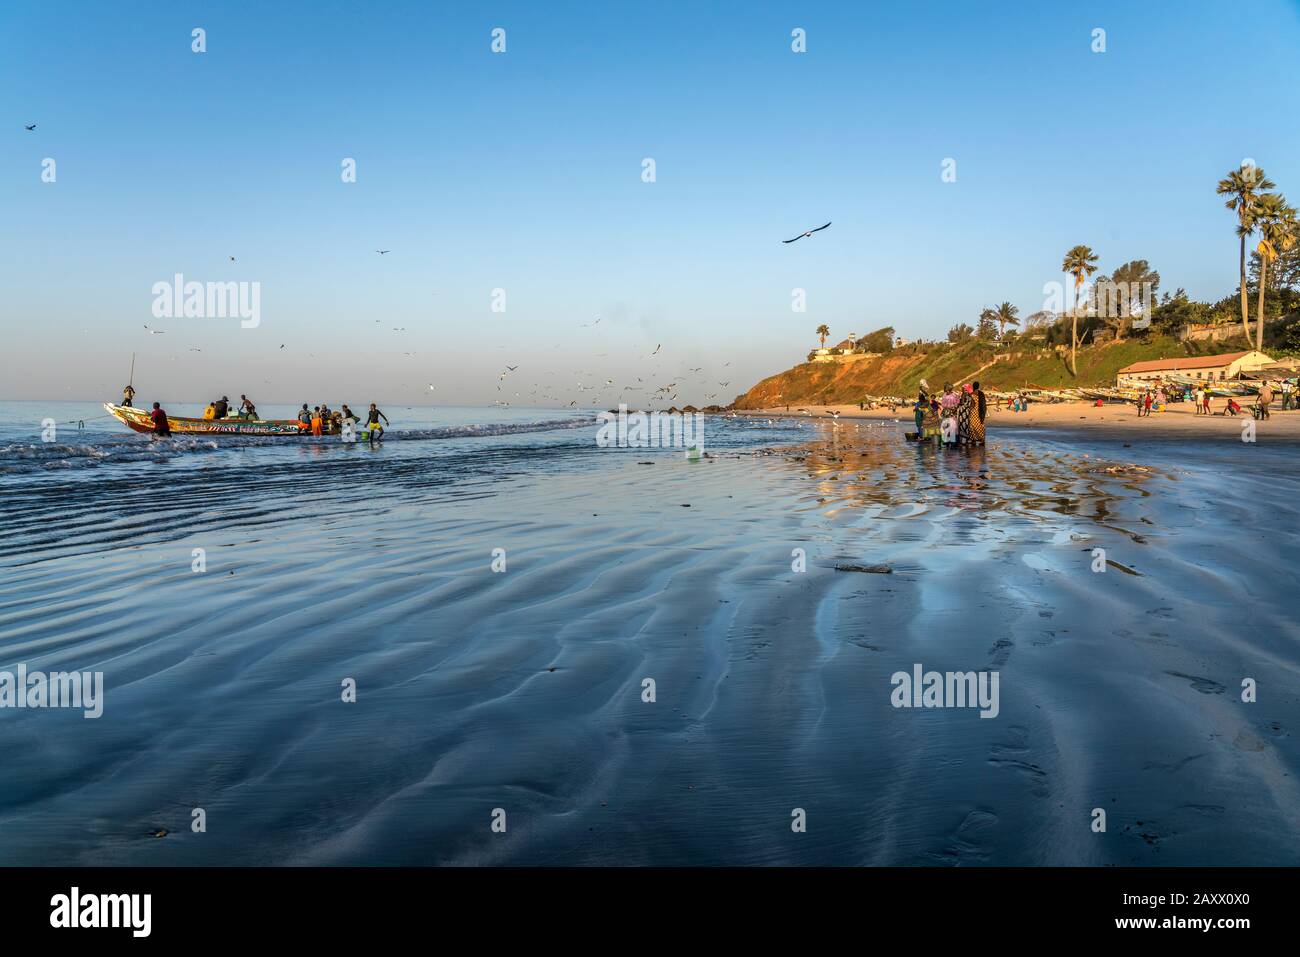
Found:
[730,335,1238,407]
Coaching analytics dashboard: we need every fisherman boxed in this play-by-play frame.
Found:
[238,395,257,419]
[1258,382,1274,420]
[310,406,324,436]
[363,403,389,441]
[297,404,312,426]
[121,384,136,408]
[203,401,217,420]
[214,396,230,419]
[150,401,171,437]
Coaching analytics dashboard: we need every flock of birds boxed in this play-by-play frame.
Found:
[30,104,837,414]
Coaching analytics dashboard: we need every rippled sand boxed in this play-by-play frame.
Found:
[2,420,1297,865]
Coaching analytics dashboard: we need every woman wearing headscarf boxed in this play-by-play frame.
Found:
[957,384,975,444]
[939,382,960,444]
[969,381,987,445]
[913,379,930,435]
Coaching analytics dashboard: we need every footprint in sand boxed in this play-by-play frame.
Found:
[933,808,1000,865]
[987,638,1014,667]
[988,727,1049,798]
[1164,671,1226,695]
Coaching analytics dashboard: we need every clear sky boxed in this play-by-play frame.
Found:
[2,0,1298,407]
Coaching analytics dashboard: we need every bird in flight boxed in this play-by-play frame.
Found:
[783,222,832,243]
[229,256,236,262]
[506,365,518,372]
[24,124,36,131]
[375,249,391,255]
[649,344,661,356]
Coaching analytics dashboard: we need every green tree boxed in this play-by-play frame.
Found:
[1252,194,1297,350]
[1061,244,1099,374]
[948,322,974,344]
[1217,164,1275,342]
[1100,260,1160,340]
[860,326,895,353]
[816,324,830,348]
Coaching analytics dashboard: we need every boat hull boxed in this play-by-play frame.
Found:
[103,403,311,436]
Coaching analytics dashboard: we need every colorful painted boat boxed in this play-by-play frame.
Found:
[104,403,310,436]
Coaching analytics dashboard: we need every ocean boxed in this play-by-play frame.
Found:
[1,401,1297,865]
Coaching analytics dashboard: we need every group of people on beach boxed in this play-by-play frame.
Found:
[913,379,987,447]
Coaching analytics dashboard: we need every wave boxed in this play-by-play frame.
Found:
[0,417,597,475]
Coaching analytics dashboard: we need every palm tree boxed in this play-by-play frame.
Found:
[816,324,830,349]
[1253,194,1297,350]
[993,301,1019,338]
[1217,164,1275,341]
[1061,245,1099,375]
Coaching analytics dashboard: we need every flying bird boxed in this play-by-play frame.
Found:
[783,222,832,243]
[649,344,661,356]
[376,250,390,255]
[24,124,36,131]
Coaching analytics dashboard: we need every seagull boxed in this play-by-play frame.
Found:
[279,344,285,349]
[506,365,518,372]
[24,124,36,131]
[649,344,661,356]
[783,221,832,243]
[229,256,236,262]
[376,250,390,255]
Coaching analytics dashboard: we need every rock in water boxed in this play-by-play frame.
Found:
[835,563,892,574]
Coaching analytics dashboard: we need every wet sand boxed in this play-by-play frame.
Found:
[2,417,1298,865]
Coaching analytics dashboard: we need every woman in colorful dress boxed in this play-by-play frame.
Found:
[957,384,976,444]
[939,383,960,444]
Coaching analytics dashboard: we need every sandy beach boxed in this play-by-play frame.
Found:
[3,404,1297,866]
[741,400,1300,442]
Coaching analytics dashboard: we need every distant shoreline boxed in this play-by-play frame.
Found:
[732,400,1300,443]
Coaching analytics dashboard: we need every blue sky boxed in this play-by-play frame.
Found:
[2,0,1298,406]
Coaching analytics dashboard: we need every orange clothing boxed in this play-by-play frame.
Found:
[310,415,323,436]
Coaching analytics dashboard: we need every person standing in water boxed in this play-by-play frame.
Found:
[939,383,959,444]
[970,381,987,445]
[149,401,171,437]
[364,403,389,441]
[912,380,930,435]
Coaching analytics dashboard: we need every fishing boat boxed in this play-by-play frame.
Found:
[104,403,311,436]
